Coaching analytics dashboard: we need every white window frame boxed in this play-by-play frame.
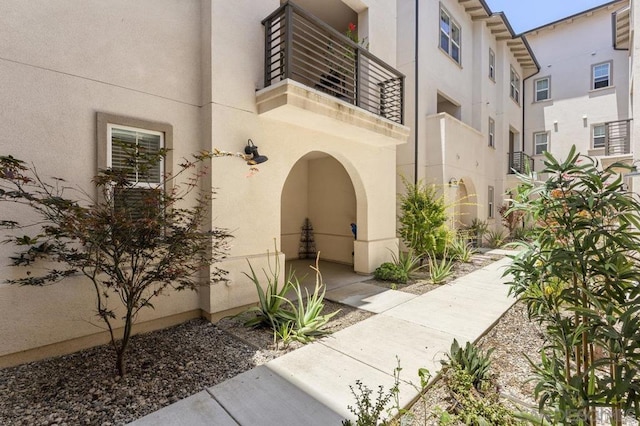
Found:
[593,124,606,149]
[534,131,549,156]
[510,67,520,104]
[534,76,550,102]
[107,124,165,188]
[592,61,612,90]
[488,117,495,148]
[488,186,494,219]
[439,5,461,64]
[489,48,495,81]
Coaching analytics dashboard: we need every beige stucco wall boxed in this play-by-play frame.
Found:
[396,0,526,230]
[0,0,403,365]
[524,2,630,169]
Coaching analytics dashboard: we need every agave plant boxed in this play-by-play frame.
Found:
[427,251,454,284]
[243,245,295,329]
[281,257,340,343]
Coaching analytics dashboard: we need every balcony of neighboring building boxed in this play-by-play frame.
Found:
[255,1,409,146]
[588,119,633,166]
[424,112,485,174]
[507,151,534,175]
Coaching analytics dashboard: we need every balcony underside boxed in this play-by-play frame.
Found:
[256,79,410,146]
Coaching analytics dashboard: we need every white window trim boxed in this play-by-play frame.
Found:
[591,61,612,90]
[439,5,461,65]
[510,67,520,104]
[97,113,173,195]
[592,124,606,149]
[534,131,549,156]
[488,117,495,148]
[534,76,551,102]
[107,123,165,188]
[489,48,495,81]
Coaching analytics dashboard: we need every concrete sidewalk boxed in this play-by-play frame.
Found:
[130,251,517,425]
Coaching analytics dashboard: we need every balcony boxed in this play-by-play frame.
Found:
[507,151,534,174]
[587,119,633,165]
[256,2,409,146]
[604,119,632,156]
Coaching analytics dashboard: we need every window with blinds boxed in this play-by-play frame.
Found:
[107,124,164,219]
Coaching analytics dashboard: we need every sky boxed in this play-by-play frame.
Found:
[484,0,615,34]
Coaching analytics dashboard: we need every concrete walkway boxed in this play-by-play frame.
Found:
[130,250,517,425]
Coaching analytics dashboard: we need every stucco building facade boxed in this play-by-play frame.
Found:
[0,0,408,367]
[1,0,639,367]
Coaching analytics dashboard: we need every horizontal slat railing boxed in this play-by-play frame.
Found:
[605,119,632,156]
[508,151,534,174]
[263,2,405,124]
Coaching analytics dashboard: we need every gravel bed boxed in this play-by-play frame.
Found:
[6,253,618,426]
[0,301,370,425]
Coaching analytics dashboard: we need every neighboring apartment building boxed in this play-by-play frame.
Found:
[522,0,632,176]
[396,0,538,230]
[0,0,409,367]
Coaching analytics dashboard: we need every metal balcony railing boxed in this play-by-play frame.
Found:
[508,151,534,174]
[604,119,632,156]
[262,2,405,124]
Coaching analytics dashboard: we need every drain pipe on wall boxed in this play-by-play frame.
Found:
[413,0,419,185]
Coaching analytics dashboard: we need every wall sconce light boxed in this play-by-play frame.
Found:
[449,177,459,188]
[244,139,268,165]
[553,120,559,132]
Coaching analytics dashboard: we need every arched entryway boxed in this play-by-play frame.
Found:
[281,152,357,266]
[453,178,478,229]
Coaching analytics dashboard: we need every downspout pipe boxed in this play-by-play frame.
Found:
[414,0,419,184]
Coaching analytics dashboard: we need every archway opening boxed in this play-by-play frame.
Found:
[281,152,357,266]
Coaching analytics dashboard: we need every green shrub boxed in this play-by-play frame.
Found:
[374,262,409,284]
[507,146,640,422]
[442,339,493,390]
[283,261,340,343]
[398,177,451,257]
[244,248,338,344]
[484,228,507,248]
[427,252,454,284]
[449,236,475,263]
[442,365,523,426]
[390,248,424,276]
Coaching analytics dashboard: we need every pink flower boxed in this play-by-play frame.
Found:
[348,22,356,32]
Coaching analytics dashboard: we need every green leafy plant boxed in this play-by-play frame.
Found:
[0,151,243,376]
[390,248,424,276]
[427,252,454,284]
[398,177,452,257]
[244,249,338,344]
[283,259,340,343]
[467,219,488,247]
[440,364,523,426]
[449,236,476,263]
[442,339,494,391]
[374,262,409,284]
[484,228,507,248]
[243,244,295,329]
[506,146,640,424]
[343,358,403,426]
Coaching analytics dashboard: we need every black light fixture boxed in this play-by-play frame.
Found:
[244,139,268,165]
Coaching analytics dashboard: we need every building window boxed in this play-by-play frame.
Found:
[488,186,494,219]
[534,77,550,102]
[440,6,461,64]
[534,131,549,155]
[510,67,520,104]
[489,49,495,81]
[108,125,164,186]
[97,113,172,217]
[593,124,606,148]
[592,62,611,90]
[488,117,495,148]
